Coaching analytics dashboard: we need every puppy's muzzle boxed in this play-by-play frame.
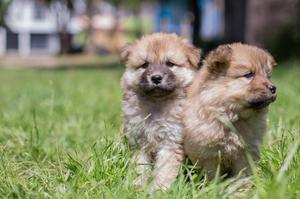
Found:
[248,94,276,109]
[151,74,163,85]
[139,64,177,98]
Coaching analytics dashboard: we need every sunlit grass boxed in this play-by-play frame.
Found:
[0,61,300,198]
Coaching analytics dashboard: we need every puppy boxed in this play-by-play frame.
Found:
[120,33,201,191]
[183,43,276,179]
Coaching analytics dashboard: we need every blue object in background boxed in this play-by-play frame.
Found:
[154,0,188,34]
[201,0,223,40]
[154,0,223,40]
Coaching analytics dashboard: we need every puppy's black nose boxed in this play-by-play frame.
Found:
[151,75,162,84]
[268,85,276,94]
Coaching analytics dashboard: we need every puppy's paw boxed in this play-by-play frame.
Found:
[148,182,167,195]
[133,176,147,191]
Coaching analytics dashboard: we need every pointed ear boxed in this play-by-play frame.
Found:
[181,39,202,69]
[205,44,232,74]
[120,43,132,63]
[267,52,277,68]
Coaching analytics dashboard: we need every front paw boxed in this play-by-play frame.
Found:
[148,181,167,195]
[133,175,147,190]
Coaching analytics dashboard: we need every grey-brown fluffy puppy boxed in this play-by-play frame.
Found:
[120,33,201,191]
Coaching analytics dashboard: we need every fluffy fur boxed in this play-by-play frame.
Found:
[120,33,201,191]
[183,43,277,178]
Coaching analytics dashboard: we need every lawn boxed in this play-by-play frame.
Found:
[0,60,300,198]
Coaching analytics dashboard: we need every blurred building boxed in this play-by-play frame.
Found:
[0,0,82,56]
[0,0,144,56]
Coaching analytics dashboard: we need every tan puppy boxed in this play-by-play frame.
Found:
[183,43,276,179]
[120,33,201,191]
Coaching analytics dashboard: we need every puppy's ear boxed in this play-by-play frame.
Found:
[267,52,277,68]
[182,39,202,69]
[120,43,132,63]
[205,44,232,74]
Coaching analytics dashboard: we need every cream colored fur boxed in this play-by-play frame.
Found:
[183,43,276,178]
[120,33,201,191]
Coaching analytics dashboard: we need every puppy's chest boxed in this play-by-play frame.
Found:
[204,119,263,159]
[131,102,183,149]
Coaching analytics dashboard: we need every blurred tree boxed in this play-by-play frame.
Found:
[224,0,246,42]
[83,0,148,54]
[108,0,142,13]
[85,0,100,53]
[189,0,202,46]
[0,0,11,28]
[41,0,75,54]
[266,1,300,61]
[108,0,152,39]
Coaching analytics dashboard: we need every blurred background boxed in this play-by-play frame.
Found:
[0,0,299,68]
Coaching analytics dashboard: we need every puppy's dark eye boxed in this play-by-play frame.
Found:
[243,72,255,78]
[140,62,149,69]
[166,61,175,67]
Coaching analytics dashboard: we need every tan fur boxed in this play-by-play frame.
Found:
[183,43,276,178]
[120,33,201,191]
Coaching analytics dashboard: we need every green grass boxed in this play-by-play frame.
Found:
[0,61,300,198]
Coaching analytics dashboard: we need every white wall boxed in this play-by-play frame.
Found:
[18,32,31,56]
[6,0,57,34]
[48,34,60,55]
[0,28,6,56]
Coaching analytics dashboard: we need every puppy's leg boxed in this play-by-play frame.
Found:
[231,158,250,177]
[231,153,257,193]
[132,150,152,189]
[150,146,184,193]
[201,158,220,180]
[232,148,259,177]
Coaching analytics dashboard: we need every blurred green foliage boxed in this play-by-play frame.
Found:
[0,0,11,28]
[266,20,300,61]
